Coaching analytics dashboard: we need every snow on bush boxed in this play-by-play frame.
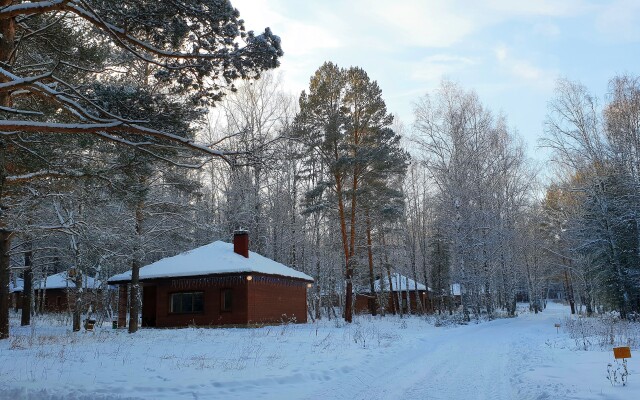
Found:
[563,313,640,351]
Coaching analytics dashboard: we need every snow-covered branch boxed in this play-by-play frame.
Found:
[0,120,230,161]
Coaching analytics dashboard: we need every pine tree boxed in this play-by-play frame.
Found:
[0,0,282,339]
[295,62,404,322]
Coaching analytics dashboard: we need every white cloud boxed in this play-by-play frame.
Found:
[511,60,545,81]
[223,0,627,160]
[533,22,561,37]
[595,0,640,41]
[494,45,508,62]
[493,45,557,90]
[282,22,342,56]
[345,0,588,50]
[232,0,343,56]
[409,54,477,83]
[484,0,589,17]
[355,0,476,48]
[230,0,346,96]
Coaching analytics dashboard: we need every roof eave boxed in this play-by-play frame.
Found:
[107,271,313,285]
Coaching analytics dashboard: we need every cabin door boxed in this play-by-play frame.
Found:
[141,286,157,327]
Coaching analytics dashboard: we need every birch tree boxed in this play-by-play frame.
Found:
[542,76,640,318]
[413,80,534,320]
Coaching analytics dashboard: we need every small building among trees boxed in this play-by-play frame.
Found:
[108,232,313,328]
[9,278,23,311]
[11,272,101,313]
[450,283,462,307]
[356,273,432,315]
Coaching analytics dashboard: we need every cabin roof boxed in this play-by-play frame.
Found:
[13,272,100,291]
[9,278,23,293]
[108,241,313,283]
[375,273,428,292]
[451,283,462,296]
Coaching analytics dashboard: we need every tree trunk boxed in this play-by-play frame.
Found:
[72,270,82,332]
[380,230,396,315]
[412,268,424,315]
[564,269,576,315]
[365,210,377,316]
[583,271,594,316]
[128,198,144,333]
[0,0,15,341]
[335,171,353,323]
[21,246,32,326]
[0,230,11,339]
[345,170,359,323]
[314,217,322,321]
[397,275,404,318]
[0,1,15,108]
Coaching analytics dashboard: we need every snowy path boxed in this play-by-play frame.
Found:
[306,309,556,400]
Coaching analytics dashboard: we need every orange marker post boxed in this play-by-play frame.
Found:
[613,347,631,360]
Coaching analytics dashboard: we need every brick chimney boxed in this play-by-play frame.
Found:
[233,230,249,258]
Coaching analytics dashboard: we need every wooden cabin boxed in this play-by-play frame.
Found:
[108,232,313,328]
[9,277,23,311]
[11,272,102,313]
[356,273,432,314]
[450,283,462,307]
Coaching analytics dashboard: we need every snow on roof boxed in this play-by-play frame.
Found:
[19,272,101,291]
[9,278,23,293]
[451,283,462,296]
[108,241,313,283]
[374,273,427,292]
[12,272,100,291]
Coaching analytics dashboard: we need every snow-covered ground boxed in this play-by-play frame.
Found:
[1,303,637,399]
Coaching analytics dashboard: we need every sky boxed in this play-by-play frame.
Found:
[232,0,640,162]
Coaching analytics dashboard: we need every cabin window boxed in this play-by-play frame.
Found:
[170,292,204,313]
[221,289,233,312]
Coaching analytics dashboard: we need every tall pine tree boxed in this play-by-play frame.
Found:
[295,62,405,322]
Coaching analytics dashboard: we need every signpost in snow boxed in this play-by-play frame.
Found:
[554,323,560,333]
[608,347,631,386]
[613,347,631,360]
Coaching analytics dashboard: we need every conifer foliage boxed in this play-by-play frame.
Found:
[295,62,408,322]
[0,0,282,339]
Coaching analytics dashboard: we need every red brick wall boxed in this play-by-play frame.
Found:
[36,288,105,313]
[42,288,69,312]
[136,273,310,327]
[247,275,308,324]
[118,285,127,328]
[152,276,249,328]
[355,294,373,314]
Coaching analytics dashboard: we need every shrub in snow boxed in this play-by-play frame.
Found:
[564,316,595,350]
[607,359,629,386]
[563,314,640,351]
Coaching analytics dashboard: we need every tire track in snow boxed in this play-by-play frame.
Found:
[308,313,558,400]
[361,320,515,400]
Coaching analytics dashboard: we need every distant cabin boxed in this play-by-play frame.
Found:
[107,231,313,328]
[11,271,102,312]
[355,273,432,314]
[450,283,462,306]
[9,277,23,311]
